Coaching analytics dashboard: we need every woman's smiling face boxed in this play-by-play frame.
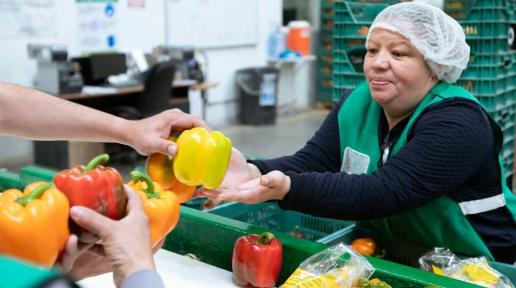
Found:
[364,28,436,118]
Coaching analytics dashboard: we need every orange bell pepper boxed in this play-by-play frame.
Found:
[146,136,196,204]
[0,182,69,267]
[127,171,180,247]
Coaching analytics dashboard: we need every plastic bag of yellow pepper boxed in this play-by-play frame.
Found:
[146,127,232,199]
[281,243,375,288]
[0,182,69,266]
[419,248,514,288]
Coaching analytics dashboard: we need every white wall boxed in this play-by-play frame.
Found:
[200,0,282,125]
[0,0,281,165]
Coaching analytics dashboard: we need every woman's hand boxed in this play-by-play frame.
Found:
[204,170,291,205]
[123,109,208,156]
[202,148,261,208]
[218,148,260,190]
[68,185,155,287]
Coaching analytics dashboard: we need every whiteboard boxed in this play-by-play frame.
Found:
[165,0,257,48]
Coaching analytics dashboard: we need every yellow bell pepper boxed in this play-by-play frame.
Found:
[128,171,180,247]
[174,127,232,189]
[146,135,196,203]
[0,182,69,267]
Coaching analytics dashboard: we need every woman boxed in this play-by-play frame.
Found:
[205,2,516,264]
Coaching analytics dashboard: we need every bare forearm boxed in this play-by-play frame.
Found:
[0,82,130,145]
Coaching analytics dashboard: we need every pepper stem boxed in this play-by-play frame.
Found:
[84,153,109,173]
[258,232,276,245]
[130,170,160,199]
[16,183,52,206]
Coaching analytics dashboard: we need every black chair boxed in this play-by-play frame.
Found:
[106,61,176,163]
[139,61,176,117]
[110,61,176,119]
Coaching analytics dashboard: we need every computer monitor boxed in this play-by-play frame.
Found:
[73,53,127,85]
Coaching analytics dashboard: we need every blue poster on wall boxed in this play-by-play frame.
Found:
[76,0,119,52]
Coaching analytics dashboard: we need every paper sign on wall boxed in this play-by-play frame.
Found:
[76,0,119,51]
[127,0,145,9]
[0,0,57,38]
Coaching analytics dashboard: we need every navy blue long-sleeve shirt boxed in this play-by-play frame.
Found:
[251,93,516,264]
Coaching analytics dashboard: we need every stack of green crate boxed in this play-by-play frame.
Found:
[333,0,516,177]
[332,1,389,100]
[446,0,516,177]
[316,0,336,105]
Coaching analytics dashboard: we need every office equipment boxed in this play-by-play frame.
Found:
[152,46,204,82]
[73,53,127,85]
[27,44,83,95]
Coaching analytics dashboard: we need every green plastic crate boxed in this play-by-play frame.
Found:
[456,75,514,96]
[444,0,513,20]
[467,36,511,54]
[335,1,388,23]
[208,202,355,244]
[317,83,334,103]
[334,72,365,88]
[0,170,21,191]
[462,63,513,78]
[469,52,513,66]
[461,7,511,22]
[182,197,206,210]
[19,165,56,187]
[164,206,482,287]
[318,0,337,105]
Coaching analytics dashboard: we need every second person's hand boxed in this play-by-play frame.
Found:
[123,109,208,156]
[69,185,155,287]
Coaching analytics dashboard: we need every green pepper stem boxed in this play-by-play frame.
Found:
[16,183,52,206]
[84,154,109,173]
[130,170,160,199]
[258,232,276,245]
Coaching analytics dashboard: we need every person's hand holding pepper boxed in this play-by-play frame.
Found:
[123,109,208,156]
[66,185,157,287]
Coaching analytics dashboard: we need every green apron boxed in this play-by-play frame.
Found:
[0,256,72,288]
[337,81,516,259]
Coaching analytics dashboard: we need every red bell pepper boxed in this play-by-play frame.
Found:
[53,153,126,243]
[232,232,283,288]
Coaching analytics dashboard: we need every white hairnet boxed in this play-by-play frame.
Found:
[366,2,470,83]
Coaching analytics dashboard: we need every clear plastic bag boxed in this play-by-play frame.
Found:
[280,243,375,288]
[419,248,514,288]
